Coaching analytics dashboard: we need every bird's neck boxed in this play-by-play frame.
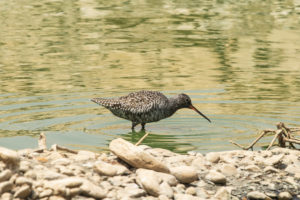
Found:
[167,96,182,113]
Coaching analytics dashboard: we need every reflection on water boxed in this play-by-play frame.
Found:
[0,0,300,153]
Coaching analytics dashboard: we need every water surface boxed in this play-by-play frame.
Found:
[0,0,300,153]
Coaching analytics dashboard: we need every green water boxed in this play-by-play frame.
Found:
[0,0,300,153]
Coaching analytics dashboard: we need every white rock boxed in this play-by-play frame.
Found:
[156,171,178,186]
[15,177,33,186]
[174,193,203,200]
[14,185,31,199]
[191,157,208,171]
[264,154,284,166]
[51,158,71,166]
[94,161,129,176]
[0,181,13,194]
[278,191,292,200]
[39,189,53,198]
[109,138,169,173]
[285,164,300,174]
[136,169,161,197]
[263,166,279,173]
[247,191,270,200]
[205,152,220,163]
[0,147,20,166]
[0,170,12,182]
[214,187,231,200]
[219,164,238,176]
[245,165,261,172]
[205,170,226,185]
[73,150,96,162]
[160,181,173,198]
[80,178,107,199]
[185,187,196,195]
[170,166,198,183]
[1,193,13,200]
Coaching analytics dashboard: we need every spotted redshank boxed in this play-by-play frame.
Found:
[91,91,211,145]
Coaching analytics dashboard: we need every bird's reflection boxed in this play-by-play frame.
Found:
[119,130,196,154]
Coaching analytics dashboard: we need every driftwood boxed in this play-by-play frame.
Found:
[230,122,300,151]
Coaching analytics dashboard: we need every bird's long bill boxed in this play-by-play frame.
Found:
[189,105,211,123]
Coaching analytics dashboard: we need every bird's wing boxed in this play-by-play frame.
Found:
[118,91,168,114]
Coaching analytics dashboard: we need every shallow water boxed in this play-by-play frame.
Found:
[0,0,300,153]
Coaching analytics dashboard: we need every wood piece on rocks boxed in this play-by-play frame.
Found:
[170,166,198,184]
[109,138,170,173]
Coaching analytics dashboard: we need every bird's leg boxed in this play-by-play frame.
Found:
[141,123,146,131]
[131,122,139,131]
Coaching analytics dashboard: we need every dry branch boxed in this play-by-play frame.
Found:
[230,122,300,151]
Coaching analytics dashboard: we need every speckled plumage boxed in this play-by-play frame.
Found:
[91,90,211,130]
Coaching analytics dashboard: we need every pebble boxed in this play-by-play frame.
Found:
[136,169,161,197]
[205,170,226,185]
[0,170,12,182]
[14,185,31,198]
[170,166,198,183]
[0,181,13,194]
[278,191,292,200]
[219,163,238,176]
[247,191,271,200]
[0,147,20,167]
[205,152,220,163]
[185,186,196,195]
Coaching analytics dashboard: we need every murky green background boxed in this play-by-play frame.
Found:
[0,0,300,153]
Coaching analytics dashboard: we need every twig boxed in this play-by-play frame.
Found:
[230,122,300,151]
[135,132,150,146]
[266,130,282,150]
[230,130,272,150]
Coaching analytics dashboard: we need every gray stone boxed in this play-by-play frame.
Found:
[14,185,32,199]
[170,166,198,183]
[247,191,270,200]
[0,181,13,194]
[109,138,170,173]
[278,191,292,200]
[205,170,226,184]
[0,170,12,182]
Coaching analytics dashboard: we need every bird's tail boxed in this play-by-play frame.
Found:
[91,97,119,108]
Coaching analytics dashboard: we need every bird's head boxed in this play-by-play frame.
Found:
[177,93,211,123]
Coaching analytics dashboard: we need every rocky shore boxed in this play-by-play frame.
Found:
[0,138,299,200]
